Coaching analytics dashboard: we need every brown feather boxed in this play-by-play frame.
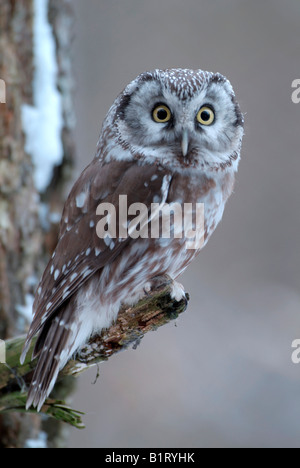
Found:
[26,300,75,411]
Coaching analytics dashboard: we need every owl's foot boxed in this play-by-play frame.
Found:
[126,275,172,305]
[170,280,187,303]
[147,274,172,294]
[148,275,188,306]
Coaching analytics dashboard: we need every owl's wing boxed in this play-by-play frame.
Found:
[21,158,172,362]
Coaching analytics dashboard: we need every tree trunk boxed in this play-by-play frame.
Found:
[0,0,188,448]
[0,0,75,448]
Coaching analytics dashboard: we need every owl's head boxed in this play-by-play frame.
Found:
[99,69,244,173]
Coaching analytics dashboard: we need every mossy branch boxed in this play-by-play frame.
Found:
[0,278,188,428]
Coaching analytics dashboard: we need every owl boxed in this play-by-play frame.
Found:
[21,68,244,411]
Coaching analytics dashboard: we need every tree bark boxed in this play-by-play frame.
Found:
[0,0,75,448]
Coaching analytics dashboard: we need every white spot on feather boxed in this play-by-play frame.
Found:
[83,268,92,278]
[63,288,70,300]
[104,236,112,247]
[76,192,86,209]
[70,273,78,281]
[95,248,101,257]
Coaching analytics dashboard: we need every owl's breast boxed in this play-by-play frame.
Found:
[168,169,235,239]
[97,168,236,297]
[146,169,235,279]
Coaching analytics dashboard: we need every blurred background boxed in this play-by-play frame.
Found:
[66,0,300,447]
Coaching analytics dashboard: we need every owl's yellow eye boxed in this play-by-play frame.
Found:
[152,104,172,123]
[197,106,215,126]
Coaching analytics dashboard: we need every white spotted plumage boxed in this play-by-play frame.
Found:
[22,68,244,411]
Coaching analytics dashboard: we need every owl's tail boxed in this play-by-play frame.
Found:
[26,301,75,412]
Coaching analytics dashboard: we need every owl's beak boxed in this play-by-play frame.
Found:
[181,129,189,157]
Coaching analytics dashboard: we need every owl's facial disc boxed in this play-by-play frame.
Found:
[114,69,244,171]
